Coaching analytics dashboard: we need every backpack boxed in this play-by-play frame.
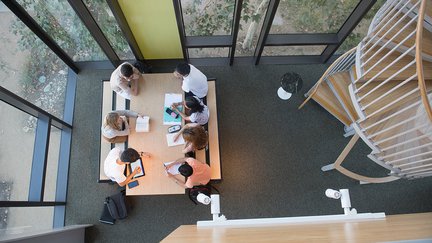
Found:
[105,190,128,220]
[133,60,152,74]
[187,184,219,205]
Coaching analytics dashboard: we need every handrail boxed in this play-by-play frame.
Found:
[298,47,356,109]
[333,134,400,183]
[416,0,432,121]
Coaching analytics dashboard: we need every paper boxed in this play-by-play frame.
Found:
[136,116,150,132]
[163,93,183,125]
[130,159,144,178]
[163,161,181,175]
[166,132,185,147]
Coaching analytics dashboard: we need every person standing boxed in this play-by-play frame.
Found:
[110,62,141,100]
[174,63,208,98]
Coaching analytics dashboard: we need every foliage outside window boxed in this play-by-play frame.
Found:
[270,0,360,34]
[0,8,68,121]
[16,0,106,62]
[336,0,386,54]
[83,0,134,60]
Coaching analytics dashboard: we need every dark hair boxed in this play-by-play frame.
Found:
[120,63,134,78]
[120,148,140,163]
[185,96,204,113]
[178,162,193,177]
[175,63,191,76]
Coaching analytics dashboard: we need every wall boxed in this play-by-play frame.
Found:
[119,0,183,59]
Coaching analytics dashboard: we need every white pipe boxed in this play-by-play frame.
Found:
[380,142,432,159]
[364,88,419,119]
[368,113,421,138]
[381,132,432,151]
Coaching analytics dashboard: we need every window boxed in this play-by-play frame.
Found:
[0,207,54,232]
[181,0,236,36]
[16,0,106,61]
[0,102,36,201]
[189,48,230,58]
[44,126,61,201]
[262,45,327,56]
[0,6,68,119]
[83,0,134,60]
[270,0,360,34]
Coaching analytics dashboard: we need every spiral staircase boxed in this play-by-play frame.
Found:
[300,0,432,183]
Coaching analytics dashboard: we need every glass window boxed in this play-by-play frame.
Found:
[0,207,54,233]
[188,48,230,58]
[181,0,235,36]
[270,0,360,34]
[0,102,36,201]
[336,0,386,54]
[0,5,68,119]
[16,0,106,61]
[262,45,326,56]
[83,0,134,60]
[44,126,61,201]
[235,0,270,56]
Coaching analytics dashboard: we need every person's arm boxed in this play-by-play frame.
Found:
[114,110,140,118]
[118,166,141,187]
[165,157,186,170]
[117,79,132,97]
[172,106,191,121]
[182,142,194,154]
[166,172,187,188]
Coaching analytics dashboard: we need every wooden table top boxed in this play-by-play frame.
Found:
[127,73,185,195]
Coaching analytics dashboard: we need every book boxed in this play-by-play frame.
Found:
[163,161,181,175]
[136,116,150,132]
[166,132,185,147]
[130,158,145,178]
[163,93,183,125]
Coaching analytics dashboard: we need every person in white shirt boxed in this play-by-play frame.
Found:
[101,110,141,143]
[110,62,141,100]
[104,147,151,187]
[173,63,208,98]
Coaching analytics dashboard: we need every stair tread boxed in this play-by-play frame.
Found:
[327,71,359,122]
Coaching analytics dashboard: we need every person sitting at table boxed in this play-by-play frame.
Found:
[165,157,211,188]
[104,147,151,187]
[173,63,208,98]
[171,96,209,125]
[101,110,142,143]
[110,62,141,100]
[173,123,208,154]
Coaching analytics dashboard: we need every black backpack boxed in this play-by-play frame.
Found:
[133,60,152,73]
[187,184,219,205]
[105,190,127,220]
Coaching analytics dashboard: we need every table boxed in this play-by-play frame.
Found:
[127,73,185,195]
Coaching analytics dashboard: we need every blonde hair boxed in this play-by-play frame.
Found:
[104,112,122,131]
[182,125,208,150]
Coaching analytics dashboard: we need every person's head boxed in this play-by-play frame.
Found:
[182,125,208,150]
[184,96,204,113]
[104,112,122,130]
[120,148,140,163]
[120,63,134,79]
[175,63,191,77]
[178,162,193,177]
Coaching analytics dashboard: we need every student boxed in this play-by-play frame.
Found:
[173,63,208,98]
[104,147,151,187]
[101,110,142,143]
[110,62,141,100]
[165,157,211,188]
[173,123,208,154]
[171,96,209,125]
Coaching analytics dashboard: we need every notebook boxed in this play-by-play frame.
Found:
[163,93,182,125]
[136,116,150,132]
[163,161,181,175]
[166,132,185,147]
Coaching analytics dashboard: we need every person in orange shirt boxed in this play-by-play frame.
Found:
[165,157,211,188]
